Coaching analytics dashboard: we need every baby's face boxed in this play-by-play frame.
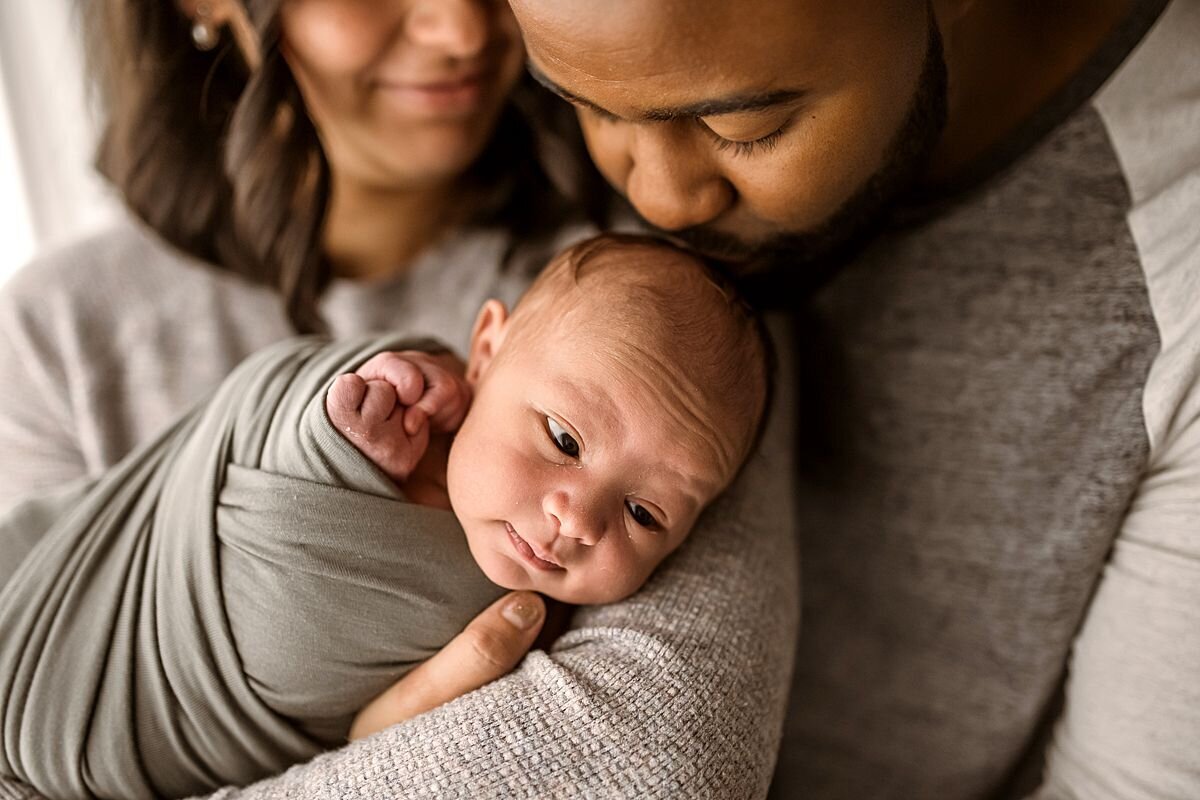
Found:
[447,305,736,604]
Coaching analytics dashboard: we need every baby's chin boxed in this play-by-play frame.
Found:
[475,553,641,605]
[461,525,650,604]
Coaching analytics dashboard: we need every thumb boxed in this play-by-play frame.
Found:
[349,592,545,739]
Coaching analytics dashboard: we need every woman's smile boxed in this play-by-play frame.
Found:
[375,69,493,118]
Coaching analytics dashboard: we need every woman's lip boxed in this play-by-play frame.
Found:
[376,72,489,116]
[405,70,485,87]
[506,523,564,571]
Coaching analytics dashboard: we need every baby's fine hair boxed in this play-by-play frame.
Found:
[512,233,774,476]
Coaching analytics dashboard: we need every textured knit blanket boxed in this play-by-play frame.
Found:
[0,335,504,800]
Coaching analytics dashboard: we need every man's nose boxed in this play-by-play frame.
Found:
[542,488,605,546]
[624,126,733,231]
[405,0,489,58]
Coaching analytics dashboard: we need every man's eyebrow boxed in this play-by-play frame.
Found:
[527,60,806,122]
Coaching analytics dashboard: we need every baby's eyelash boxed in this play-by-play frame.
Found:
[701,122,787,157]
[625,500,662,531]
[546,416,581,458]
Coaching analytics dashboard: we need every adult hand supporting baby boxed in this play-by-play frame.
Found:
[348,591,545,740]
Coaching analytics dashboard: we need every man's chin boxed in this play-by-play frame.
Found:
[652,215,882,306]
[661,221,852,278]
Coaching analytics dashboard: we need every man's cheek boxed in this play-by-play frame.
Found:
[578,120,630,192]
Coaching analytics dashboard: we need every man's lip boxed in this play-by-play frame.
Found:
[505,522,564,571]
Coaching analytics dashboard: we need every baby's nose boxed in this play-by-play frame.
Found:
[543,489,604,546]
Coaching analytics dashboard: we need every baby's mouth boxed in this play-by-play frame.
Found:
[505,522,564,571]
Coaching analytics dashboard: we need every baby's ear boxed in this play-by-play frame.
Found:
[466,299,510,384]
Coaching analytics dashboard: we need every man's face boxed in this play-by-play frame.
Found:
[509,0,946,267]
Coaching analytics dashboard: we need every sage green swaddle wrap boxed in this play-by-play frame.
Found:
[0,334,505,800]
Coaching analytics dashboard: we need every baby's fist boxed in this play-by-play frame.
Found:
[326,363,429,483]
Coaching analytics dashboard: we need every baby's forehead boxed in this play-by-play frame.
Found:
[508,235,768,482]
[521,246,716,342]
[541,364,733,503]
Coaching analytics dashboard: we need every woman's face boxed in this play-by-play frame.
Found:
[278,0,524,192]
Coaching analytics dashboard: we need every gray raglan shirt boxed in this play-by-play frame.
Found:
[774,1,1199,797]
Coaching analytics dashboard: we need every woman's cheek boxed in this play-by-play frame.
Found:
[280,1,384,77]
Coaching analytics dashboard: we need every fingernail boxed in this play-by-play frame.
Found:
[501,593,542,630]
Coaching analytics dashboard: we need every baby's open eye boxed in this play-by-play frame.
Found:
[625,500,659,530]
[546,417,580,458]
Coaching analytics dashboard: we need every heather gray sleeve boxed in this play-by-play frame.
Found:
[1029,277,1200,800]
[1028,186,1200,797]
[0,273,88,517]
[1031,416,1200,800]
[0,224,295,520]
[194,315,800,800]
[1034,11,1200,793]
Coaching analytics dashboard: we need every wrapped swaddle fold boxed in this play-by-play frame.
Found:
[0,334,504,799]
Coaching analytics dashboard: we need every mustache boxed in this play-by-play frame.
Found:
[650,224,771,267]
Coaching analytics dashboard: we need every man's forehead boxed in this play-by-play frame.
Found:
[516,8,717,92]
[510,0,833,94]
[527,57,809,124]
[509,0,728,67]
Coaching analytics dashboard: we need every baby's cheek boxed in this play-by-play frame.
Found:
[468,532,529,591]
[583,551,661,604]
[445,427,484,512]
[613,533,689,597]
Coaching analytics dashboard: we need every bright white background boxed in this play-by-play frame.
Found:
[0,0,121,286]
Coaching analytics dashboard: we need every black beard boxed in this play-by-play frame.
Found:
[660,12,949,302]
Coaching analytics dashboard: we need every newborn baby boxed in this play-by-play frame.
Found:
[329,233,770,606]
[0,234,769,800]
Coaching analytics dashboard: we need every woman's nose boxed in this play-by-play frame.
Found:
[542,488,604,546]
[405,0,488,58]
[624,127,734,231]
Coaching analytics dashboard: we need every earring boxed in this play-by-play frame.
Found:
[191,2,220,51]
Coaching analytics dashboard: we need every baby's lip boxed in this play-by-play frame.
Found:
[505,522,565,570]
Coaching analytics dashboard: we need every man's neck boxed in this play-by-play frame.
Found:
[323,175,467,283]
[926,0,1137,184]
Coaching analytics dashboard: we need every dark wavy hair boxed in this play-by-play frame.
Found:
[86,0,602,334]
